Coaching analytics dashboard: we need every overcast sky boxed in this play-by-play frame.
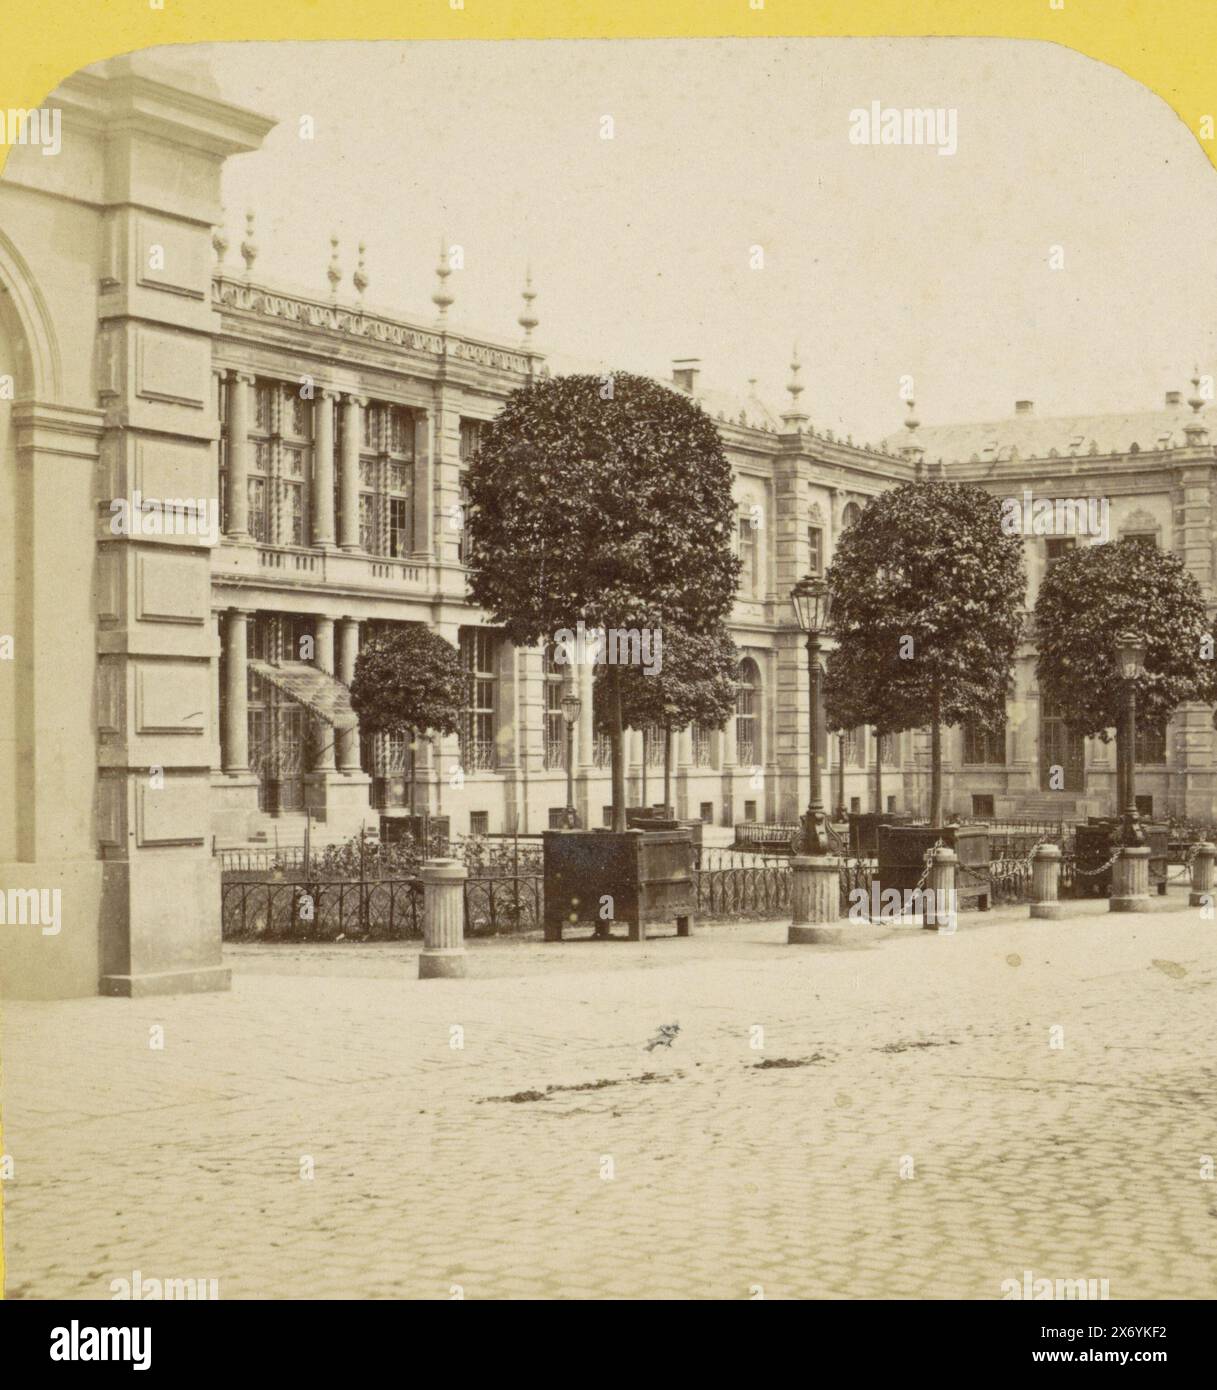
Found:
[190,37,1217,443]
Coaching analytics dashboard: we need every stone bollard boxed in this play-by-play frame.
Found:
[1189,841,1216,908]
[1109,845,1151,913]
[922,846,957,932]
[418,857,468,979]
[1029,843,1064,920]
[788,855,844,944]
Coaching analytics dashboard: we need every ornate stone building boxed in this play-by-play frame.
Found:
[2,50,1214,996]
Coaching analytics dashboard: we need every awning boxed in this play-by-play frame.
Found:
[247,660,359,730]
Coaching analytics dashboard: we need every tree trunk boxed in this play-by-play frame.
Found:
[930,689,943,828]
[874,728,883,813]
[663,725,673,814]
[610,666,626,831]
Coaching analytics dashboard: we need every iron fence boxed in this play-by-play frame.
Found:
[696,864,790,919]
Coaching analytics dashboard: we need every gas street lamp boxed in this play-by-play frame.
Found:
[1114,631,1147,846]
[561,692,582,828]
[791,575,833,855]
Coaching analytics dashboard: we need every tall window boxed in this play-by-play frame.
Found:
[358,402,415,556]
[807,526,824,576]
[543,644,566,770]
[963,719,1006,765]
[692,722,713,767]
[1135,720,1167,766]
[459,628,498,770]
[644,723,666,766]
[842,501,863,531]
[238,380,314,546]
[845,727,864,766]
[738,515,760,595]
[735,658,760,766]
[1045,537,1075,569]
[879,732,898,765]
[593,731,611,768]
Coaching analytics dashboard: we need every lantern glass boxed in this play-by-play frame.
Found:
[1114,632,1146,681]
[560,693,582,726]
[791,576,831,634]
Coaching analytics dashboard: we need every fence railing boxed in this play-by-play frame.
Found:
[697,865,790,919]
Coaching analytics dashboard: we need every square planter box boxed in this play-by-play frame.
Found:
[877,824,992,911]
[543,828,696,941]
[849,812,913,858]
[1073,818,1169,898]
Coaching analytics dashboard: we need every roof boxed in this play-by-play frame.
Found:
[248,661,358,730]
[880,404,1209,464]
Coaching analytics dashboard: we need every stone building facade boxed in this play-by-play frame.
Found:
[2,50,1215,996]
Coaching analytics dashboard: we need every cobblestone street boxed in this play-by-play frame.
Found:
[3,895,1216,1300]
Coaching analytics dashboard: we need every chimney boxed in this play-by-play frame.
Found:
[672,358,701,393]
[1015,400,1034,415]
[1166,390,1183,406]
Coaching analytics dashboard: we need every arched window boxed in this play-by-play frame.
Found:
[735,658,761,766]
[842,501,863,531]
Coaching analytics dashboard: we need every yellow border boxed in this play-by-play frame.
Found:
[2,0,1214,1304]
[1,1,1217,166]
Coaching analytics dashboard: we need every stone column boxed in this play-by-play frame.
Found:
[1189,842,1215,907]
[226,371,254,541]
[339,394,365,551]
[419,857,468,978]
[412,409,433,558]
[1110,846,1151,912]
[222,610,251,773]
[788,854,843,942]
[337,617,361,771]
[312,389,337,548]
[313,617,336,772]
[1029,843,1063,919]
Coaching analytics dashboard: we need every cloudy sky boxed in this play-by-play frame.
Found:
[189,37,1217,443]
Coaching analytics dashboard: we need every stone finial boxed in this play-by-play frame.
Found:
[240,210,258,277]
[899,397,926,468]
[432,236,455,324]
[212,213,229,268]
[353,241,369,304]
[781,344,809,429]
[518,266,538,343]
[1186,364,1209,445]
[327,233,342,299]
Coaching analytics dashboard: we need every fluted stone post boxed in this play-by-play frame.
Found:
[226,371,254,541]
[788,854,843,944]
[419,858,468,979]
[222,609,251,773]
[923,846,957,932]
[1110,845,1151,912]
[1189,841,1215,908]
[1030,843,1063,920]
[339,394,365,552]
[337,617,361,772]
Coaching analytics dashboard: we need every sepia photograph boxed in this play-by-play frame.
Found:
[1,21,1216,1331]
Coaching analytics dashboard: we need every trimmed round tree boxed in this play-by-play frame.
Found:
[826,480,1026,827]
[465,371,740,830]
[348,625,470,814]
[1034,539,1217,780]
[593,625,739,813]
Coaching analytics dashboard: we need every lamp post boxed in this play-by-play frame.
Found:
[561,692,581,829]
[791,575,832,855]
[1114,632,1147,847]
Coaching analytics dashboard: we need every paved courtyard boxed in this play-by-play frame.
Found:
[3,893,1216,1300]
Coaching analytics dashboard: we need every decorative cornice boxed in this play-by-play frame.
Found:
[212,274,534,377]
